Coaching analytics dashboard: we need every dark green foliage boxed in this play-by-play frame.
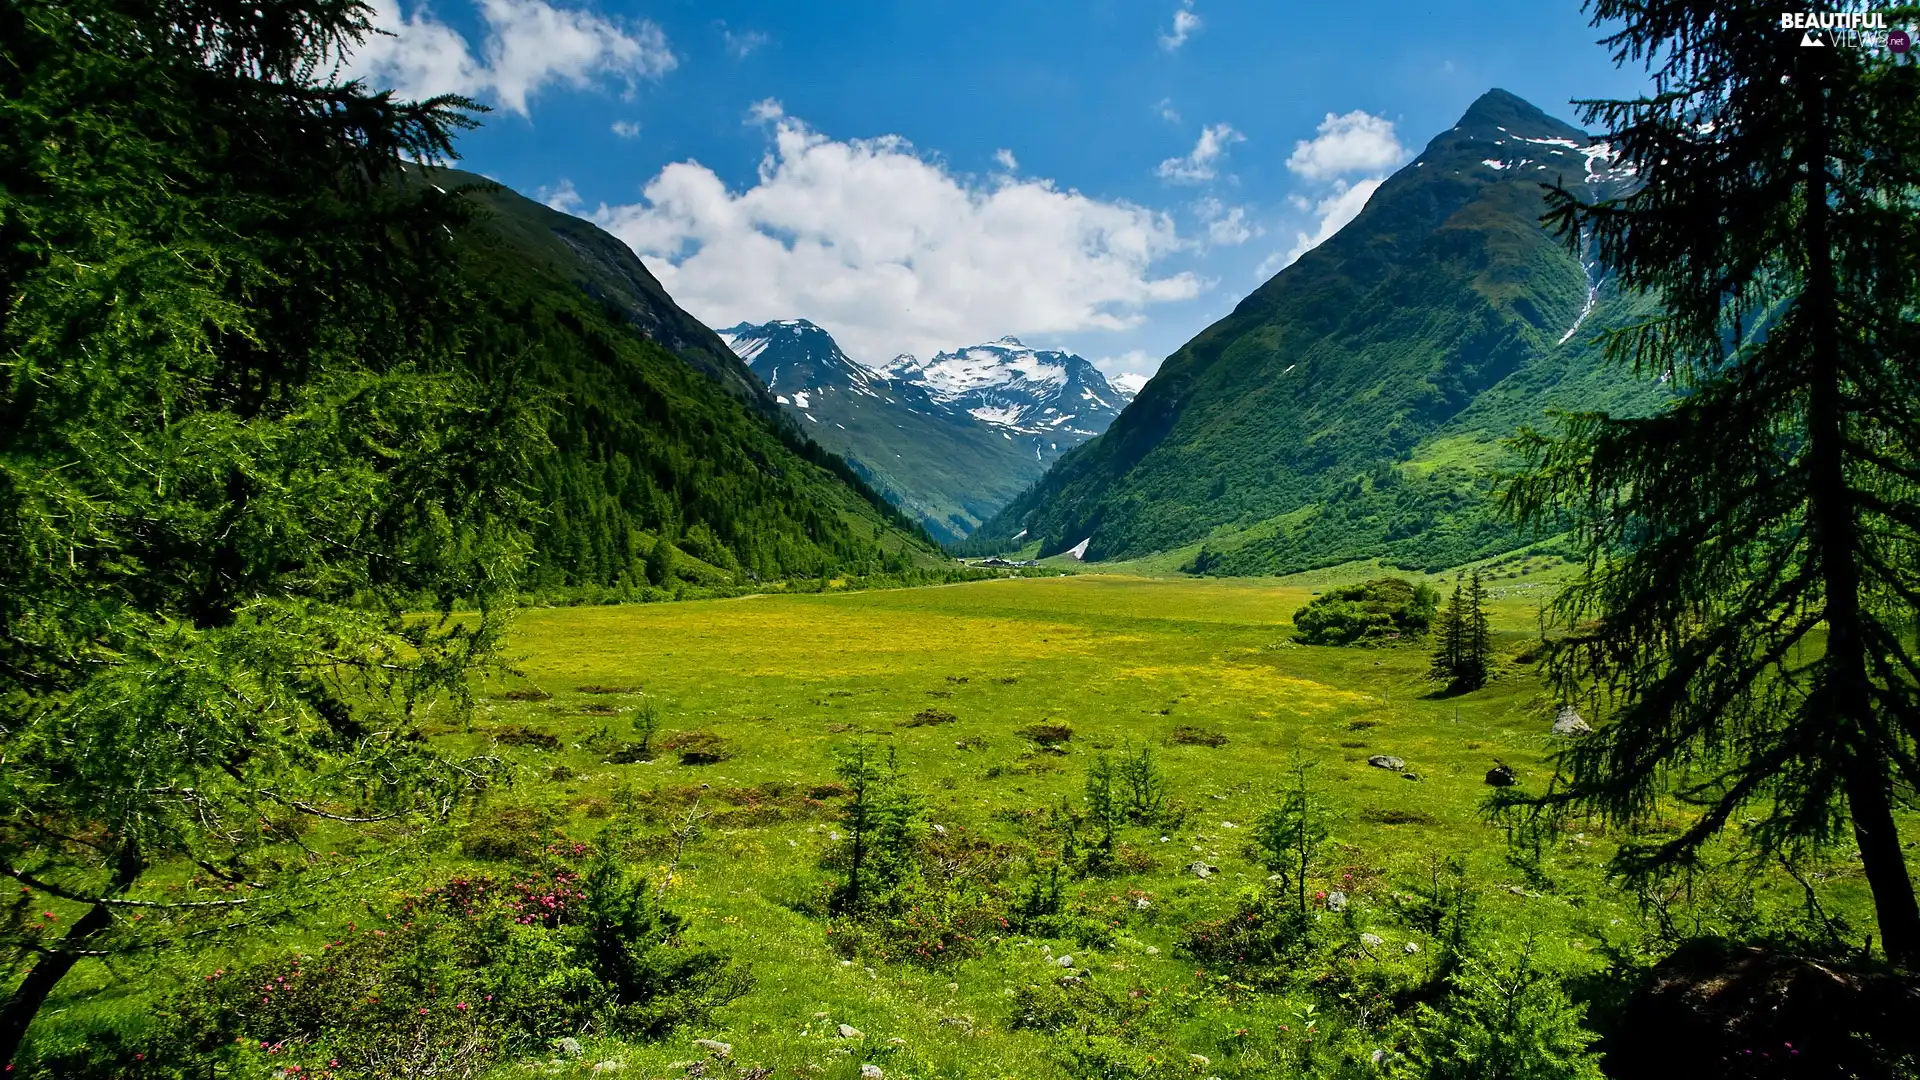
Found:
[137,853,747,1079]
[1429,572,1492,691]
[974,90,1668,574]
[1082,755,1123,872]
[629,699,661,759]
[1497,1,1920,965]
[1250,765,1333,916]
[1115,746,1170,825]
[827,745,923,916]
[1412,942,1604,1080]
[441,178,945,596]
[1291,577,1439,646]
[0,0,542,1057]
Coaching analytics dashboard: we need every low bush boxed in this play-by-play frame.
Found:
[154,851,749,1079]
[902,708,958,727]
[492,725,561,751]
[1167,725,1227,748]
[1291,577,1439,646]
[660,731,731,765]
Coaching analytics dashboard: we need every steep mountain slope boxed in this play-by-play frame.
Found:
[975,89,1665,574]
[721,322,1131,543]
[428,171,944,593]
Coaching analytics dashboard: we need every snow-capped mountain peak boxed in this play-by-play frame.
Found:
[885,338,1129,438]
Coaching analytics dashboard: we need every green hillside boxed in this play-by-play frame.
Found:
[435,173,947,594]
[974,90,1667,574]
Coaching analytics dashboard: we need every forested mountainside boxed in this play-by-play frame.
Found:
[974,89,1667,574]
[436,172,946,593]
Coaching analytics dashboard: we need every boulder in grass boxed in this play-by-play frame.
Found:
[1367,754,1406,771]
[1551,706,1592,737]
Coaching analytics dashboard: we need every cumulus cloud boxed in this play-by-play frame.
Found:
[574,113,1202,363]
[994,148,1019,171]
[1156,98,1180,123]
[346,0,675,116]
[1157,123,1243,183]
[1195,197,1256,246]
[747,97,786,123]
[1159,1,1201,50]
[611,119,640,138]
[1285,110,1407,179]
[1263,176,1385,274]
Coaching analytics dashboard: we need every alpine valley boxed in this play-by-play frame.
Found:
[972,88,1670,575]
[722,321,1135,542]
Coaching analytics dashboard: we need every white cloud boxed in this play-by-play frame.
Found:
[1267,176,1385,273]
[1156,98,1180,123]
[1195,197,1257,246]
[346,0,675,116]
[611,119,640,138]
[747,97,786,123]
[722,27,768,59]
[1159,1,1201,50]
[994,148,1019,171]
[1285,110,1407,180]
[1157,123,1243,184]
[576,112,1203,363]
[1096,351,1159,383]
[541,179,582,213]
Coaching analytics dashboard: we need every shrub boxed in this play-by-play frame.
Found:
[461,802,561,861]
[501,687,552,702]
[660,731,730,765]
[902,708,958,727]
[1017,723,1074,749]
[1167,725,1227,748]
[1411,945,1604,1080]
[492,725,561,751]
[1290,577,1439,646]
[161,852,749,1078]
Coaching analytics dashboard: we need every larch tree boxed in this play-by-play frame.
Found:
[1502,1,1920,964]
[0,0,544,1058]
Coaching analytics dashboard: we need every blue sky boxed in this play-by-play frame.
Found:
[348,0,1651,377]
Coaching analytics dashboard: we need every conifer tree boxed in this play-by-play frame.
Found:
[0,0,541,1055]
[1430,584,1467,685]
[1503,1,1920,964]
[1462,569,1492,691]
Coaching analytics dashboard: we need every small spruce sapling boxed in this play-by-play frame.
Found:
[1116,745,1170,825]
[1252,764,1333,916]
[1082,753,1123,873]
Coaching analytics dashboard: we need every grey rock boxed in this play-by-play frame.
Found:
[1056,954,1074,968]
[837,1024,864,1039]
[1552,705,1592,737]
[1367,755,1406,771]
[692,1040,732,1059]
[1187,861,1217,879]
[1325,889,1348,912]
[861,1066,884,1080]
[558,1038,585,1057]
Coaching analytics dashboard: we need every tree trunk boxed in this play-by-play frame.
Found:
[1798,51,1920,969]
[0,900,114,1066]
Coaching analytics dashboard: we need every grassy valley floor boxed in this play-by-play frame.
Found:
[43,574,1887,1078]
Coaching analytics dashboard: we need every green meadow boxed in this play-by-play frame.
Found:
[40,570,1875,1077]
